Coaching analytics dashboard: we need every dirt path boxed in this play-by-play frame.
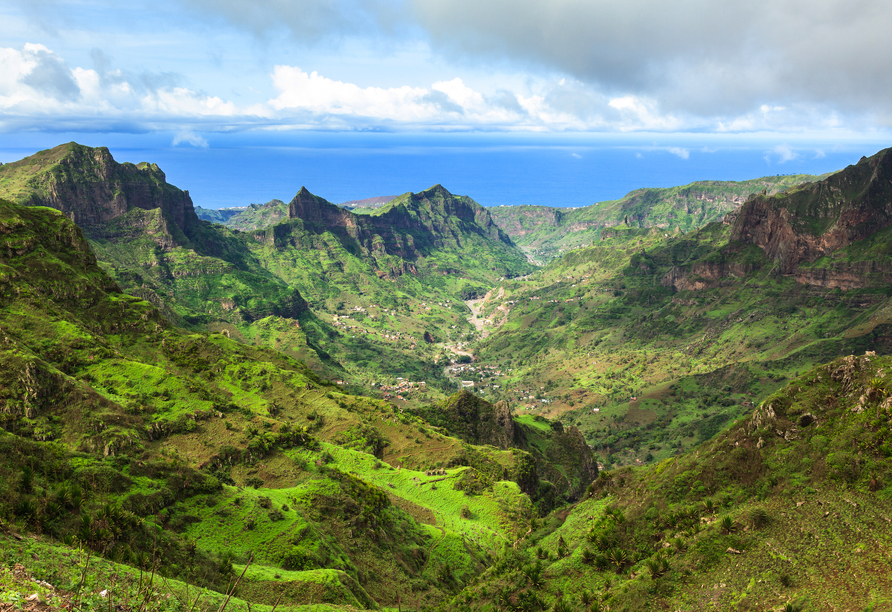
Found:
[465,287,504,337]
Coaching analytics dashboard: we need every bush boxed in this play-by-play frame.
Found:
[750,508,771,529]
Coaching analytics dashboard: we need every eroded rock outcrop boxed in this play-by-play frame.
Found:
[0,143,200,234]
[730,149,892,273]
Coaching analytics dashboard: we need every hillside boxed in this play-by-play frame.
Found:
[0,144,535,398]
[445,352,892,610]
[488,174,828,261]
[0,195,590,610]
[468,147,892,471]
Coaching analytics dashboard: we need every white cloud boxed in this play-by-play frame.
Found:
[570,152,581,159]
[0,43,251,132]
[772,143,798,163]
[667,146,689,159]
[172,130,209,147]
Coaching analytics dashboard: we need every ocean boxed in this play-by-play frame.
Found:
[0,131,885,209]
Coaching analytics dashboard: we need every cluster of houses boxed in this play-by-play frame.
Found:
[373,378,427,401]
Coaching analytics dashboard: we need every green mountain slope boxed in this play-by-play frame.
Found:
[448,352,892,611]
[470,147,892,470]
[0,196,588,610]
[488,174,829,261]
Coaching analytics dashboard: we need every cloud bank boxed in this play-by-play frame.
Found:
[3,0,892,135]
[173,0,892,125]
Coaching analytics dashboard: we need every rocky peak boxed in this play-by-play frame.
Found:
[0,142,200,236]
[729,147,892,273]
[287,187,355,228]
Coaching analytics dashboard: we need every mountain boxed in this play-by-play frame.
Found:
[487,174,828,261]
[285,184,519,266]
[0,142,200,232]
[470,147,892,470]
[0,194,589,610]
[195,200,288,231]
[729,149,892,281]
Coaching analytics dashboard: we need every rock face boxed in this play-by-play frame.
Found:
[286,184,516,259]
[279,184,529,279]
[435,390,518,449]
[0,143,200,234]
[730,148,892,274]
[661,260,756,292]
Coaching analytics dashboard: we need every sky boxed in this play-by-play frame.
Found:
[2,0,892,206]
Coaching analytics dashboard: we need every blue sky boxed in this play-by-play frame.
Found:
[2,0,892,207]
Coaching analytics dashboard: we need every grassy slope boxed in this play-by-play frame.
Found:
[445,353,892,611]
[488,174,829,262]
[0,198,563,610]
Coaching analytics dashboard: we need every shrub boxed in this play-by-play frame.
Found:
[645,554,670,578]
[720,516,737,534]
[750,508,771,529]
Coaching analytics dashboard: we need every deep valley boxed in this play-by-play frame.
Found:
[2,142,892,611]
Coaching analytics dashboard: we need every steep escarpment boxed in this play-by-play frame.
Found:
[411,390,598,503]
[0,142,200,233]
[730,148,892,273]
[0,144,330,371]
[277,184,533,279]
[487,174,823,260]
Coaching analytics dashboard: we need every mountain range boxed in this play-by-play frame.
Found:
[2,141,892,610]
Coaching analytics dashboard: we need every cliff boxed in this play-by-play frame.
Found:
[276,184,532,279]
[0,143,200,235]
[730,148,892,273]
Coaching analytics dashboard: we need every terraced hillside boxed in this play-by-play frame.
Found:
[0,195,590,610]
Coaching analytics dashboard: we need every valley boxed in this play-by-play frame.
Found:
[1,142,892,611]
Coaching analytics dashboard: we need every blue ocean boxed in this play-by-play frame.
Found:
[0,131,884,209]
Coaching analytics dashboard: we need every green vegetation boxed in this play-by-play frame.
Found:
[488,173,829,261]
[5,142,892,611]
